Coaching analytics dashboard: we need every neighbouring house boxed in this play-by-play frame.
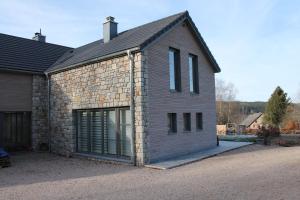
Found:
[239,112,264,133]
[0,11,220,165]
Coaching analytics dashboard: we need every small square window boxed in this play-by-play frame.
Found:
[168,113,177,133]
[183,113,191,131]
[196,113,203,131]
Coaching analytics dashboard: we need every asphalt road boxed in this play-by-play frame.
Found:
[0,144,299,200]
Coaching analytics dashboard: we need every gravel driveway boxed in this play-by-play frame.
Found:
[0,144,299,200]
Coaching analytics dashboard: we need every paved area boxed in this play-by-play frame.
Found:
[1,144,300,200]
[145,141,253,169]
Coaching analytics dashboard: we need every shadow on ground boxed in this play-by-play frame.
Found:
[0,152,137,188]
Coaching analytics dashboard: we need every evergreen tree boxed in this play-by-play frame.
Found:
[263,86,290,127]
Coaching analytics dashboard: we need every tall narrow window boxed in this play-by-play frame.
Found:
[189,54,199,93]
[183,113,191,131]
[168,113,177,133]
[196,112,203,131]
[169,48,181,91]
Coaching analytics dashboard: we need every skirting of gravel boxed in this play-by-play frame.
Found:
[1,144,300,200]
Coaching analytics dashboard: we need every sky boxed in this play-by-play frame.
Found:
[0,0,299,102]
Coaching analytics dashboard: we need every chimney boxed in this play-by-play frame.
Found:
[103,16,118,43]
[32,29,46,42]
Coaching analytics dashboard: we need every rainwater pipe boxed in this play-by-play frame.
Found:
[127,50,136,166]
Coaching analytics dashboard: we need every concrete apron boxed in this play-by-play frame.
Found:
[145,141,253,170]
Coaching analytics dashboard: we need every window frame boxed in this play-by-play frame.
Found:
[188,54,199,94]
[183,113,191,132]
[196,112,203,131]
[169,47,181,92]
[167,113,177,134]
[75,107,131,158]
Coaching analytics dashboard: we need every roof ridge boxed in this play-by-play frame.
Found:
[70,11,187,51]
[0,33,73,49]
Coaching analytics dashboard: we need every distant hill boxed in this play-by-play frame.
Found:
[239,101,266,115]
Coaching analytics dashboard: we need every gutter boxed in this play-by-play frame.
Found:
[127,50,136,166]
[45,72,51,152]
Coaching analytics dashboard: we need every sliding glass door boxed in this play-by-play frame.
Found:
[76,107,132,158]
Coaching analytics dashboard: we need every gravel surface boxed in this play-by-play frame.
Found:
[0,144,299,200]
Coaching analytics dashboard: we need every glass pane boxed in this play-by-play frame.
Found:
[120,109,132,156]
[107,110,116,155]
[169,50,175,90]
[189,56,194,92]
[91,111,103,154]
[77,111,89,152]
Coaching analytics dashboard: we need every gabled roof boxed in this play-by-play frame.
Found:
[240,112,263,127]
[47,11,220,74]
[0,33,72,74]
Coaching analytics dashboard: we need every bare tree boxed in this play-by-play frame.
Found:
[215,78,239,124]
[297,86,300,103]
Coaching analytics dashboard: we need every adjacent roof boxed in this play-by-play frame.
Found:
[0,33,72,73]
[47,11,220,74]
[240,113,263,127]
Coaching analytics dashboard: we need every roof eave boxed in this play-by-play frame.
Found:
[185,14,221,73]
[46,47,140,75]
[0,67,45,75]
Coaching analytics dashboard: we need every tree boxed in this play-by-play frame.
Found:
[215,78,240,124]
[297,86,300,103]
[263,86,290,128]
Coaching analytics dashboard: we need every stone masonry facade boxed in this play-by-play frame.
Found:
[49,53,149,165]
[31,75,49,150]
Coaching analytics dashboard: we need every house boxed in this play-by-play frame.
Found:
[0,11,220,165]
[239,112,264,133]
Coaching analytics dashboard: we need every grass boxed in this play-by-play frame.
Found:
[218,135,257,143]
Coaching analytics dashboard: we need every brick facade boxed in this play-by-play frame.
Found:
[145,22,217,162]
[30,20,217,165]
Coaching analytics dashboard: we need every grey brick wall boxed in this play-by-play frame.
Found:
[145,22,217,162]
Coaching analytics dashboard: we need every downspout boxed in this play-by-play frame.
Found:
[45,73,51,152]
[127,50,136,166]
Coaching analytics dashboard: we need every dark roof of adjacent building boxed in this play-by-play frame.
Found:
[240,112,263,127]
[0,33,72,73]
[47,11,220,74]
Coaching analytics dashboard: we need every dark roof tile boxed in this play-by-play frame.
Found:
[0,33,72,73]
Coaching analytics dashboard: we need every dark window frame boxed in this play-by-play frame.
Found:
[169,47,181,92]
[75,107,131,158]
[189,54,199,94]
[183,113,191,132]
[196,112,203,131]
[167,113,177,134]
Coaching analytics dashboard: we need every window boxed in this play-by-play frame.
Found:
[168,113,177,133]
[183,113,191,131]
[169,48,181,91]
[189,54,199,93]
[76,107,132,158]
[196,112,203,130]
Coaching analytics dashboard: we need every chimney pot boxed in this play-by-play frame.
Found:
[32,30,46,42]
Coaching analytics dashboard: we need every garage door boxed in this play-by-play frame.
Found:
[0,112,31,150]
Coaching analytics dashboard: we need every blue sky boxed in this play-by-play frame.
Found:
[0,0,299,102]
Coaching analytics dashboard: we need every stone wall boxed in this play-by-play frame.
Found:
[49,53,149,165]
[31,75,48,150]
[134,52,149,165]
